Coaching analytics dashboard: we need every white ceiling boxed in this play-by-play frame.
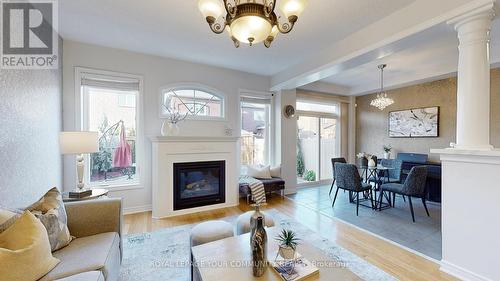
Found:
[317,18,500,96]
[59,0,415,76]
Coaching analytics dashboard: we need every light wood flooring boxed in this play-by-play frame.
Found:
[124,195,456,281]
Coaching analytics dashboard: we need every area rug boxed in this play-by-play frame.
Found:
[119,209,397,280]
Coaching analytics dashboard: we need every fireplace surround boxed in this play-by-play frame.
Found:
[173,160,225,211]
[151,136,239,218]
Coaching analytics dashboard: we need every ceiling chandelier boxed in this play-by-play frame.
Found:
[198,0,308,48]
[370,64,394,111]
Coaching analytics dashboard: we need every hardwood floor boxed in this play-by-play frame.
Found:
[124,195,457,281]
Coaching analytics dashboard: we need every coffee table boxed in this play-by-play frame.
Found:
[191,227,361,281]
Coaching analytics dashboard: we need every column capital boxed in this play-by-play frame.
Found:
[447,1,495,31]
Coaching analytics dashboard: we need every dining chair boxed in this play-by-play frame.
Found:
[333,163,374,216]
[329,157,347,196]
[369,159,403,184]
[379,166,429,222]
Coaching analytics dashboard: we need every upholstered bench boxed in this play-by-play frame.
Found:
[235,211,275,235]
[239,177,285,204]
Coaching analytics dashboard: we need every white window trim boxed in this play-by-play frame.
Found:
[239,89,275,167]
[159,82,227,121]
[75,67,144,191]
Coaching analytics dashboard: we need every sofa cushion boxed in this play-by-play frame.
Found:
[0,211,60,281]
[40,232,121,281]
[55,271,104,281]
[28,187,73,251]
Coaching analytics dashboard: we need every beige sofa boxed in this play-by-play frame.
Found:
[39,198,122,281]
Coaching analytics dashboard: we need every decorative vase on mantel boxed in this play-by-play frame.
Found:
[160,121,180,136]
[251,216,267,277]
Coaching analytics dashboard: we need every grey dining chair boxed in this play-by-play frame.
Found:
[329,157,347,196]
[379,166,429,222]
[333,163,374,216]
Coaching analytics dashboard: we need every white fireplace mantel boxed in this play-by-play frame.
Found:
[150,135,239,218]
[149,136,240,143]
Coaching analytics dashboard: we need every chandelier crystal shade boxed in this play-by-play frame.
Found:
[370,64,394,111]
[198,0,308,48]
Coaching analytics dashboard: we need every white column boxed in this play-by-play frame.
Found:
[448,6,495,150]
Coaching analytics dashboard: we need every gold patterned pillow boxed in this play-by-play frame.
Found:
[27,187,72,251]
[0,209,21,233]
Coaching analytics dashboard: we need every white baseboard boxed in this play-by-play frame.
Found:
[123,204,152,215]
[440,260,493,281]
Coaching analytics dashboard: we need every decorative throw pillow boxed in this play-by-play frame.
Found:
[247,165,272,179]
[27,187,72,251]
[0,209,21,233]
[0,211,60,281]
[270,165,281,178]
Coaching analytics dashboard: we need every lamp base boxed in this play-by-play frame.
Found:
[69,189,92,199]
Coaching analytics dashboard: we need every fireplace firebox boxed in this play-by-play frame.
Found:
[173,161,225,211]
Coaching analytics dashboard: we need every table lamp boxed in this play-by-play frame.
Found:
[59,131,99,191]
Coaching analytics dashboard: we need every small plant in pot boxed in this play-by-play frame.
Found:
[275,229,300,260]
[383,145,392,159]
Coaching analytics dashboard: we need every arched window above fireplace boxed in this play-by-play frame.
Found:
[160,84,225,120]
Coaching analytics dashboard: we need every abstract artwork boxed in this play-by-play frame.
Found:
[389,107,439,137]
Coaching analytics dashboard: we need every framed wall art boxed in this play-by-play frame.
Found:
[388,106,439,138]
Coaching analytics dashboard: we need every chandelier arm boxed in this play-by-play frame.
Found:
[223,0,237,18]
[276,15,298,34]
[231,36,240,48]
[205,16,227,34]
[264,35,274,48]
[263,0,276,17]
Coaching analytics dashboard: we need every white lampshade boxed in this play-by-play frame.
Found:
[198,0,224,19]
[230,15,273,44]
[279,0,308,18]
[59,132,99,155]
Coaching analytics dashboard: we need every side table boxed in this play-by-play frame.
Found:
[62,188,109,202]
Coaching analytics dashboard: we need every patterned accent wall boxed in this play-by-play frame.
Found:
[0,42,62,209]
[356,68,500,163]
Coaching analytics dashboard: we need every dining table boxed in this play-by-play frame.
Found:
[354,165,394,210]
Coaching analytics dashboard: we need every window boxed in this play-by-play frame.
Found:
[296,101,339,114]
[118,94,136,108]
[240,96,272,166]
[296,100,340,184]
[79,69,142,188]
[161,87,224,119]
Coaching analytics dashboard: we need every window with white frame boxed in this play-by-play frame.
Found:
[160,87,224,119]
[79,70,142,188]
[240,95,272,166]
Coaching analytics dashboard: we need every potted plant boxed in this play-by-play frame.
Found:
[383,145,392,159]
[275,229,300,260]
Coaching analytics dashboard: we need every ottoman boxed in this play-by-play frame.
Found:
[190,220,234,281]
[235,211,275,235]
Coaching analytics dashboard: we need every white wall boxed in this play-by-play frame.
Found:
[62,40,270,213]
[0,40,62,209]
[274,89,298,194]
